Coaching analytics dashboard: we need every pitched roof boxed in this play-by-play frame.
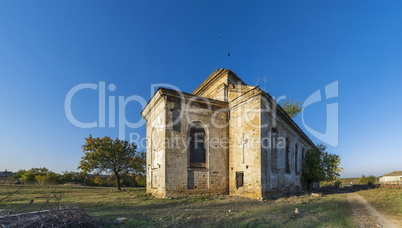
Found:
[192,68,246,95]
[382,171,402,176]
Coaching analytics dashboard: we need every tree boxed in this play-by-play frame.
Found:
[20,172,36,183]
[36,171,63,185]
[359,175,377,186]
[367,175,377,185]
[303,144,343,190]
[281,99,303,118]
[78,135,145,190]
[18,167,49,183]
[61,171,84,184]
[93,175,106,186]
[12,169,27,180]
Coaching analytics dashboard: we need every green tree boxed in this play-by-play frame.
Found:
[61,171,84,184]
[78,135,145,190]
[19,167,49,183]
[93,175,106,186]
[36,171,63,185]
[281,99,303,118]
[322,151,342,181]
[359,175,377,186]
[12,169,27,180]
[367,175,377,185]
[20,172,36,183]
[303,144,343,190]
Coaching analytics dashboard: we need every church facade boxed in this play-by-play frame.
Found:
[141,68,314,200]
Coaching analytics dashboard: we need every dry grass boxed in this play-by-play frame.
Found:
[357,188,402,223]
[0,184,355,227]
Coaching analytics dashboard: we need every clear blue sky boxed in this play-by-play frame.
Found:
[1,1,401,178]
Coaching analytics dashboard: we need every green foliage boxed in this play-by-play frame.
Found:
[20,172,36,182]
[303,144,343,189]
[93,175,106,186]
[135,175,146,187]
[121,173,146,187]
[12,169,27,180]
[10,167,145,187]
[358,175,367,184]
[281,99,303,118]
[13,168,84,185]
[334,180,342,189]
[78,135,145,190]
[17,167,49,183]
[61,171,85,184]
[36,171,63,185]
[320,180,342,189]
[358,175,377,185]
[367,175,377,185]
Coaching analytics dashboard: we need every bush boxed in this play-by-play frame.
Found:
[20,172,36,183]
[334,180,342,189]
[358,175,377,186]
[37,172,63,185]
[61,171,85,184]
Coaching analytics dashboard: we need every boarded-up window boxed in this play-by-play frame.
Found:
[285,138,291,174]
[187,170,195,189]
[302,148,305,174]
[295,144,299,175]
[172,103,181,132]
[189,123,206,167]
[236,172,244,189]
[271,128,278,171]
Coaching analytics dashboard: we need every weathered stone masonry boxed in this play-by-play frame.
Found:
[141,68,314,200]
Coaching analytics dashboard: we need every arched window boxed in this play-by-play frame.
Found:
[295,144,299,174]
[271,128,278,171]
[189,123,206,167]
[285,138,290,173]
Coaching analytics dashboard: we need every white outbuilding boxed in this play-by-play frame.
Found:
[379,171,402,184]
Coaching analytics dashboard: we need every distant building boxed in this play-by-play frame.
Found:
[0,170,14,177]
[379,171,402,184]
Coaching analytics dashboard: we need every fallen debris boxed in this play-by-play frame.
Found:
[0,207,104,228]
[114,217,128,224]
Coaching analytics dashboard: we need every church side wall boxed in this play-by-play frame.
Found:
[145,97,167,197]
[228,95,262,199]
[260,105,271,197]
[163,96,229,197]
[260,96,311,198]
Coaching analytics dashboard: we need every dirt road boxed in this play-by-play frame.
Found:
[347,193,399,228]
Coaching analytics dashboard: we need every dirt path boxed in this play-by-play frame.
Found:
[347,193,399,228]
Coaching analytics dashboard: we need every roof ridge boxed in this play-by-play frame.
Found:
[192,68,246,95]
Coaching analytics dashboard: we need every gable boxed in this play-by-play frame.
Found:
[192,68,246,101]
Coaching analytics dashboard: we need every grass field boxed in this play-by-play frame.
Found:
[0,184,355,227]
[357,188,402,223]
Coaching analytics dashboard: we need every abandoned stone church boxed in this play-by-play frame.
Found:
[141,68,314,200]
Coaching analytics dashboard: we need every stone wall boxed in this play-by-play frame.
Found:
[161,94,228,196]
[144,94,167,197]
[260,94,311,198]
[228,91,262,199]
[142,69,315,200]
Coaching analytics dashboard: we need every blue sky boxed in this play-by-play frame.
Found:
[0,1,401,178]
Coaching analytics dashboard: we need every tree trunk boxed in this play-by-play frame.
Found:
[116,174,121,190]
